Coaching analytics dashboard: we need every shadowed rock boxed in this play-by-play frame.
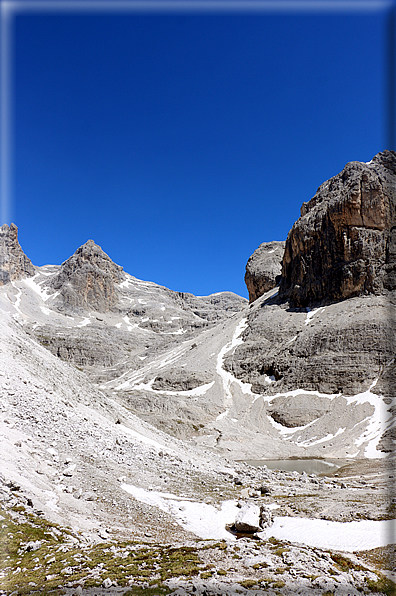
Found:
[279,150,396,307]
[0,223,35,286]
[245,241,285,302]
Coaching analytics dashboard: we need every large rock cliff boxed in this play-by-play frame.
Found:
[245,241,285,302]
[50,239,124,312]
[229,152,396,400]
[0,223,35,285]
[279,150,396,306]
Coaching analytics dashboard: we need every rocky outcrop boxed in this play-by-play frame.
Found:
[267,393,331,427]
[279,150,396,307]
[245,241,285,302]
[151,369,213,392]
[0,223,35,285]
[177,291,247,322]
[50,240,124,312]
[225,293,393,397]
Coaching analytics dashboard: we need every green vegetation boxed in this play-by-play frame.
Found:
[0,506,204,595]
[366,573,396,596]
[271,580,286,588]
[274,547,290,557]
[330,553,365,573]
[239,579,257,588]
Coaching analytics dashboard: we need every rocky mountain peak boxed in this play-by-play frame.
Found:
[50,239,124,312]
[279,150,396,306]
[0,223,35,286]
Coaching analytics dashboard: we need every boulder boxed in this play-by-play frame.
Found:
[234,502,261,533]
[229,502,273,534]
[245,241,285,302]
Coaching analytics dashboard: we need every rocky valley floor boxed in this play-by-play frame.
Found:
[0,310,395,595]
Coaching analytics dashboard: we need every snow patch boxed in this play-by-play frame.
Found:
[216,318,253,414]
[305,306,325,325]
[23,275,53,302]
[260,516,394,552]
[121,484,237,540]
[295,427,346,447]
[76,317,91,328]
[121,484,394,550]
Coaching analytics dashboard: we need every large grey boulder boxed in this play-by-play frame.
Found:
[279,150,396,306]
[228,503,272,534]
[50,239,124,312]
[245,241,285,302]
[0,223,35,285]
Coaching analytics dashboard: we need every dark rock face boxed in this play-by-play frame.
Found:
[245,241,285,302]
[279,150,396,307]
[0,223,35,285]
[50,240,124,312]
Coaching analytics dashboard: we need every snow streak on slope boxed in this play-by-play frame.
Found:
[215,317,253,416]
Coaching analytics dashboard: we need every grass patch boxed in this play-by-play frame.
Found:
[271,580,286,588]
[239,579,257,588]
[330,553,365,573]
[366,573,396,596]
[0,506,204,594]
[356,545,396,571]
[274,547,290,557]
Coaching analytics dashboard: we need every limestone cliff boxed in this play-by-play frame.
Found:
[0,223,35,285]
[50,239,124,312]
[245,241,285,302]
[279,150,396,306]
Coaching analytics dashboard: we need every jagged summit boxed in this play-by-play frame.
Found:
[278,149,396,306]
[50,238,124,312]
[0,223,35,286]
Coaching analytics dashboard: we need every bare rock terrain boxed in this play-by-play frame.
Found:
[244,241,285,302]
[50,240,125,312]
[0,223,35,286]
[0,152,395,594]
[279,150,396,306]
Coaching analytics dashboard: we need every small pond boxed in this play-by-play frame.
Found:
[243,458,354,475]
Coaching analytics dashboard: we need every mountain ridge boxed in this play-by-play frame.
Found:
[0,152,394,594]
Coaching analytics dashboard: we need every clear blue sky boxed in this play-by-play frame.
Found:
[7,2,391,297]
